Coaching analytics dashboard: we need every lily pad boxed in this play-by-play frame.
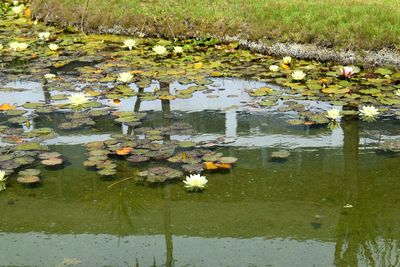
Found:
[271,150,291,160]
[17,176,41,184]
[19,169,41,176]
[41,157,63,166]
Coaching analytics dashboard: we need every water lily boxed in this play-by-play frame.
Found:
[38,32,51,41]
[283,56,292,65]
[269,65,279,72]
[326,108,341,121]
[173,46,183,53]
[183,174,208,191]
[44,73,56,80]
[153,45,167,55]
[9,41,28,51]
[0,170,7,192]
[68,93,89,107]
[0,44,3,50]
[341,66,353,78]
[48,44,59,51]
[395,89,400,96]
[117,72,133,83]
[123,39,136,50]
[359,105,379,121]
[12,4,25,14]
[291,70,306,81]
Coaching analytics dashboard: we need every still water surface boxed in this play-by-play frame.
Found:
[1,78,400,266]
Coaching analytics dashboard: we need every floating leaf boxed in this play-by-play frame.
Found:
[0,103,16,111]
[41,157,63,166]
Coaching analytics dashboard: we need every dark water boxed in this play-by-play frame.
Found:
[1,78,400,266]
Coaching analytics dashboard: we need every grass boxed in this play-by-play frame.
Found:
[31,0,400,50]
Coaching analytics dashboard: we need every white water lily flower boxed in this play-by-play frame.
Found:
[183,174,208,191]
[0,170,6,182]
[269,65,279,72]
[123,39,137,50]
[38,32,51,41]
[117,72,133,83]
[68,93,89,107]
[9,41,28,51]
[359,105,379,121]
[341,66,353,78]
[395,89,400,96]
[12,4,25,14]
[283,56,292,65]
[153,45,167,55]
[291,70,306,81]
[0,170,7,192]
[44,73,56,80]
[48,44,59,51]
[326,108,341,121]
[173,46,183,53]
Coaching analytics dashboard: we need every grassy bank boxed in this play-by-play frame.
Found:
[31,0,400,50]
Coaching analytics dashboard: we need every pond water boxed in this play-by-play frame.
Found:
[2,8,400,266]
[1,75,400,267]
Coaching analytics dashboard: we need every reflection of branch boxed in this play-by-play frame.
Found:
[160,82,171,141]
[164,186,174,267]
[128,88,145,135]
[134,88,144,112]
[335,111,360,266]
[107,175,135,189]
[80,0,90,34]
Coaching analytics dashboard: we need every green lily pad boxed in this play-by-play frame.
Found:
[16,142,49,151]
[219,156,238,164]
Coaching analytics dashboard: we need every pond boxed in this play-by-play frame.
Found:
[1,6,400,267]
[1,76,400,266]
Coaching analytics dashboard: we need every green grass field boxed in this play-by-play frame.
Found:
[32,0,400,50]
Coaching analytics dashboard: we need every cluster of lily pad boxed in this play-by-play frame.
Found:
[0,143,64,190]
[83,123,238,185]
[248,59,398,127]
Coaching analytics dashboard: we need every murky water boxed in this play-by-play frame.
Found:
[1,76,400,267]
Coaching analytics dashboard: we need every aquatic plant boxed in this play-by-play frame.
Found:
[269,65,279,72]
[341,66,353,78]
[173,46,183,53]
[123,39,136,50]
[359,105,379,121]
[44,73,56,80]
[326,108,342,121]
[183,174,208,191]
[38,32,50,41]
[291,70,306,81]
[153,45,167,55]
[282,56,292,65]
[0,170,7,192]
[395,89,400,97]
[48,44,59,51]
[9,41,28,51]
[11,4,25,14]
[117,72,133,83]
[68,93,89,107]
